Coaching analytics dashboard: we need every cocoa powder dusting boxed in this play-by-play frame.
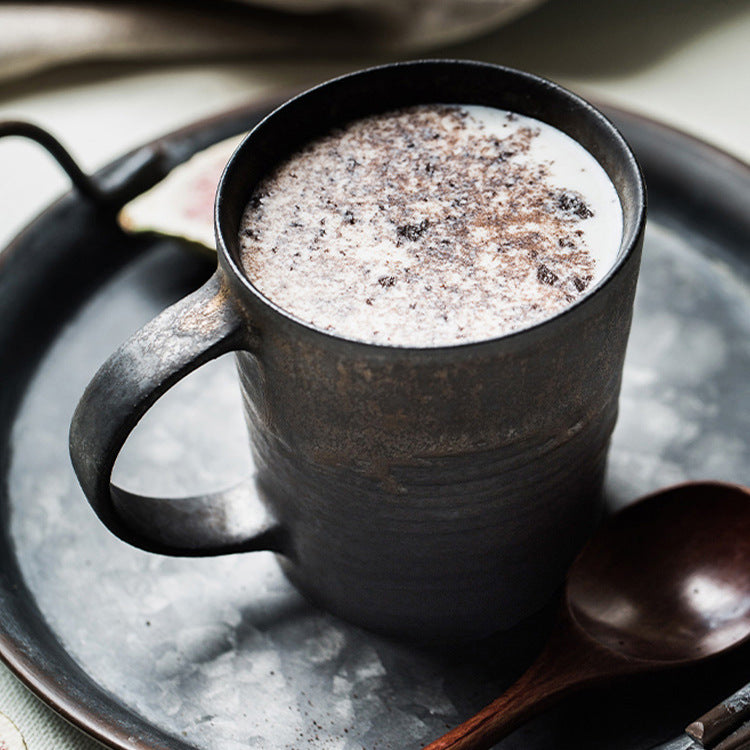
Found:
[239,105,617,346]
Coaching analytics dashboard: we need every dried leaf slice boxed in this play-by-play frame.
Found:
[119,135,244,252]
[0,711,27,750]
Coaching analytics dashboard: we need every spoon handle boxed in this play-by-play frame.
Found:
[421,659,566,750]
[421,621,635,750]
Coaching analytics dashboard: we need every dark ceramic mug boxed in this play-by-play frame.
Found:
[70,60,646,641]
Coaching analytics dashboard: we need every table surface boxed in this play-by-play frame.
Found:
[0,1,748,748]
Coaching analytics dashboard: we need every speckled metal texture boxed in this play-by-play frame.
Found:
[68,62,645,642]
[1,100,748,750]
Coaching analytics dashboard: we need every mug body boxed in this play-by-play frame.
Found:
[216,61,645,641]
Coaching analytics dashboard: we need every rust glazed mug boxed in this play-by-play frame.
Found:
[70,60,646,641]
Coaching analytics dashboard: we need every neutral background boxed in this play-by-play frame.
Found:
[0,0,748,251]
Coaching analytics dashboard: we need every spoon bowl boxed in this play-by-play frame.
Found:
[569,481,750,663]
[423,481,750,750]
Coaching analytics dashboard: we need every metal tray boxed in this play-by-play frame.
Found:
[1,102,749,750]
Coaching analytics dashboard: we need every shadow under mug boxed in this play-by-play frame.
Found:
[69,60,646,642]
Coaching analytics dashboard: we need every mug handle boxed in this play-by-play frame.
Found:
[69,270,284,556]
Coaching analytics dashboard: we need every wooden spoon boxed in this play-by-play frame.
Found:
[423,481,750,750]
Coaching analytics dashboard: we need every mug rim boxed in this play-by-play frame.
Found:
[215,59,647,353]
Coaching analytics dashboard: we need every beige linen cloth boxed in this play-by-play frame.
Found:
[0,1,542,747]
[0,0,542,84]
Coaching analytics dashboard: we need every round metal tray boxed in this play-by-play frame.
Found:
[0,103,748,750]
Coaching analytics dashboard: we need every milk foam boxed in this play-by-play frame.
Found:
[462,106,622,285]
[240,104,623,346]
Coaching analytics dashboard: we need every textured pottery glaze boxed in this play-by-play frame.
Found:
[70,60,645,641]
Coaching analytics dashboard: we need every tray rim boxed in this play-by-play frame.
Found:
[0,100,748,750]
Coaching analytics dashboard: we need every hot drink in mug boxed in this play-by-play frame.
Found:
[70,61,645,641]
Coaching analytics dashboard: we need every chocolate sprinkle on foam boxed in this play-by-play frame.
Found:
[240,105,622,346]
